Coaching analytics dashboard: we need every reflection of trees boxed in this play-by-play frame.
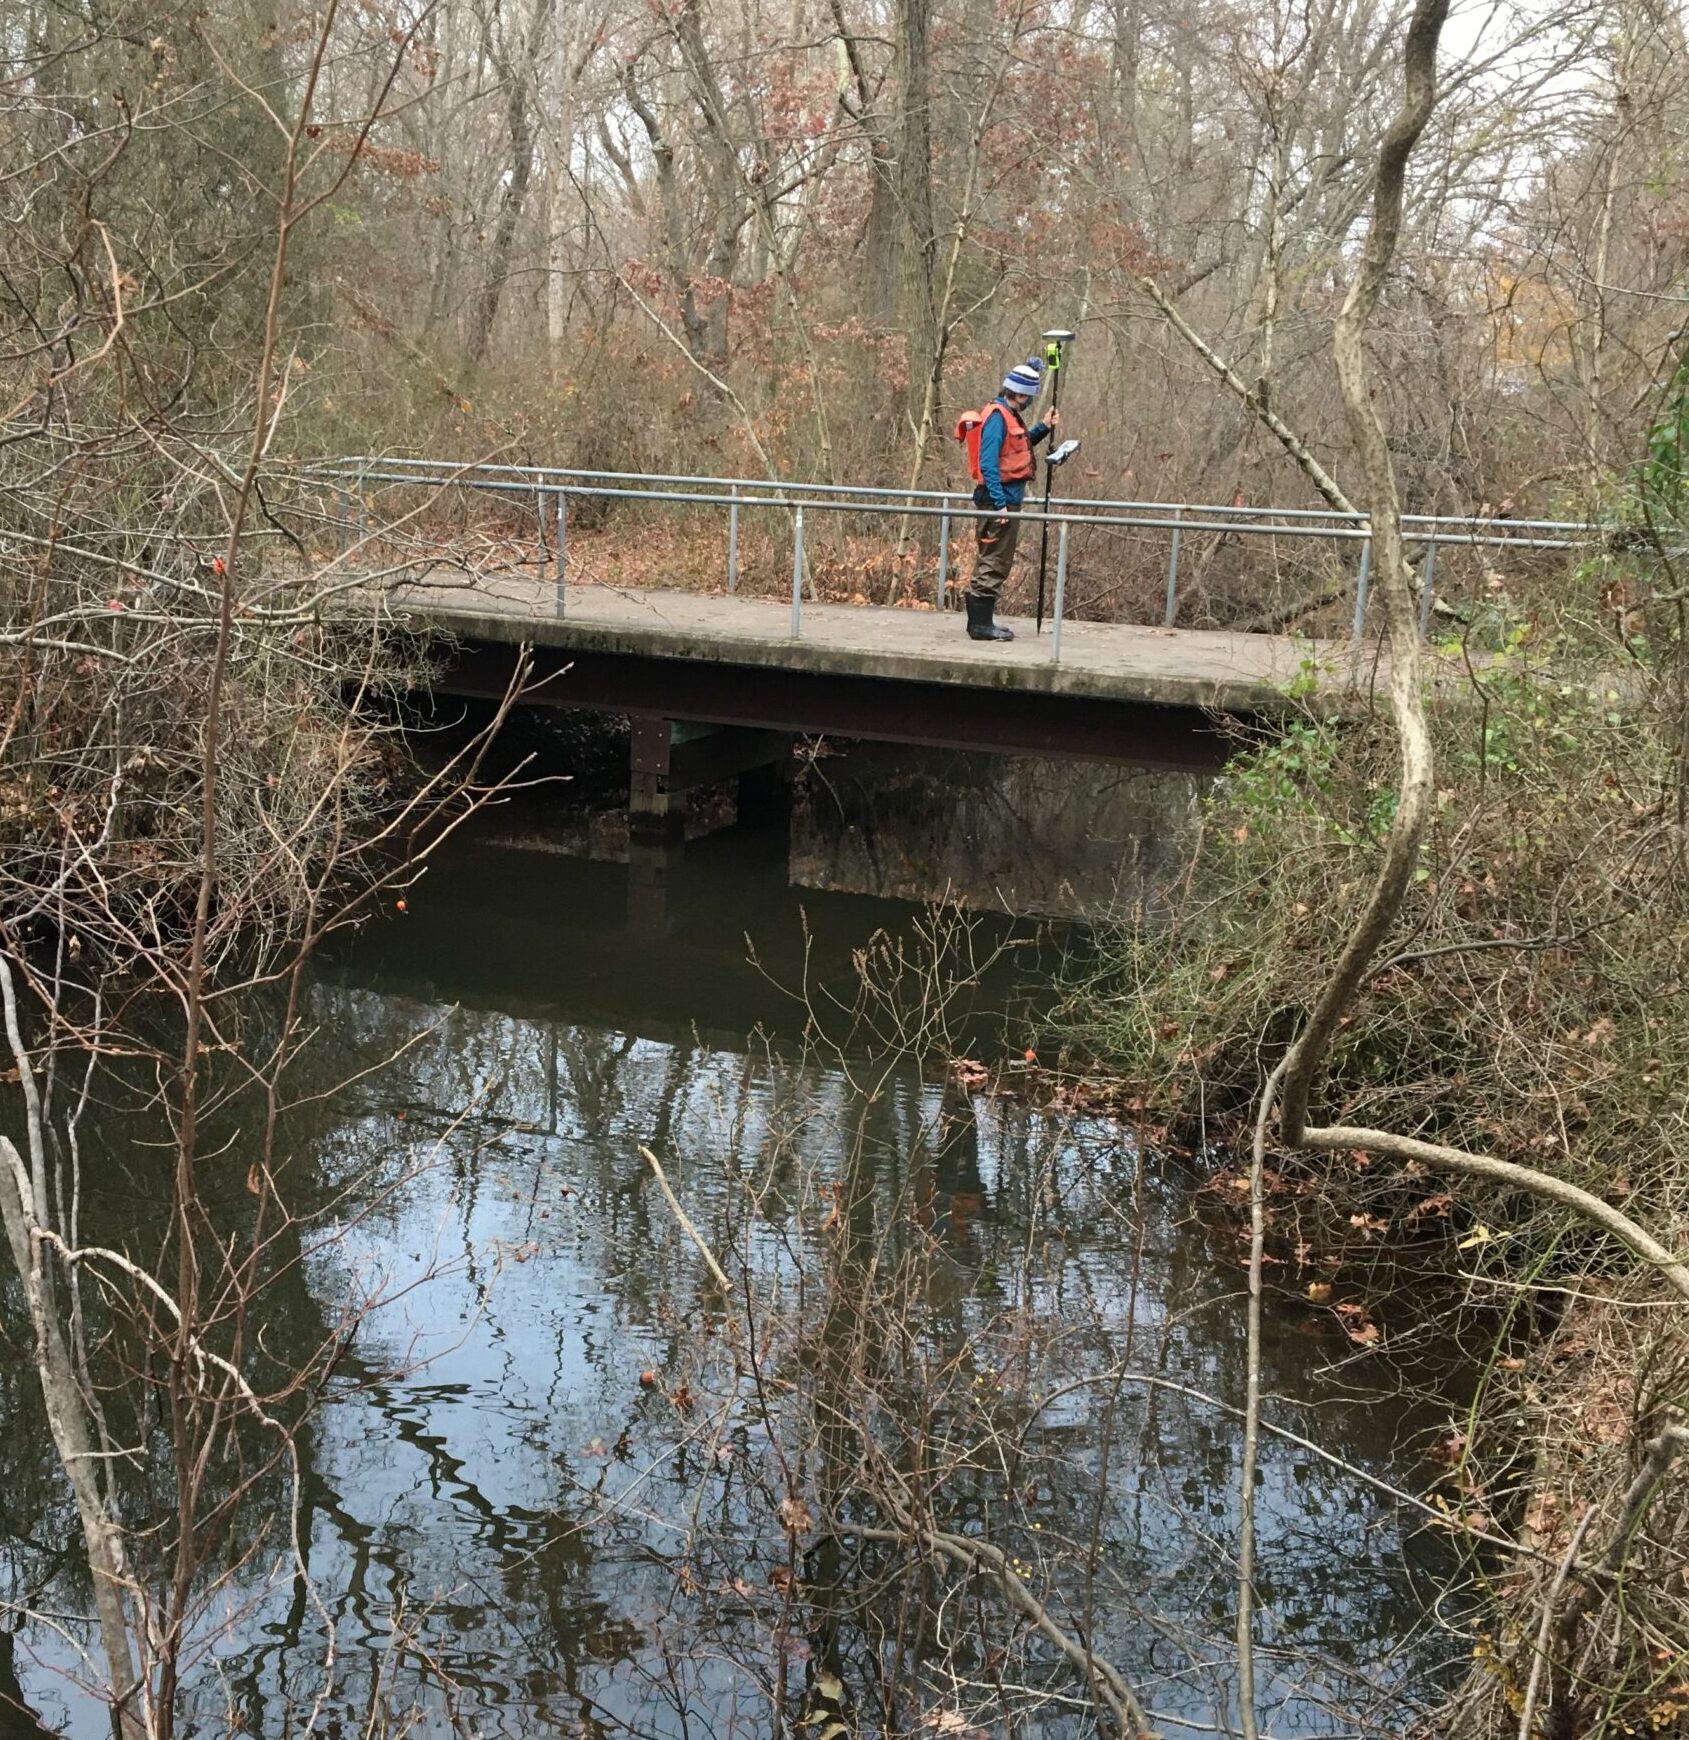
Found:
[0,950,1462,1737]
[793,750,1205,920]
[621,1044,1462,1736]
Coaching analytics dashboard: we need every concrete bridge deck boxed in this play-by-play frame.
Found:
[396,568,1344,715]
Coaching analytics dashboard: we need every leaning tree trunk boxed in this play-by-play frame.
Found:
[1236,4,1450,1737]
[1275,0,1450,1146]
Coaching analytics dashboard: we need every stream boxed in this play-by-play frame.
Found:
[0,743,1468,1739]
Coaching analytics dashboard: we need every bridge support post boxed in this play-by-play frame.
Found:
[629,718,685,846]
[629,718,789,843]
[937,510,951,609]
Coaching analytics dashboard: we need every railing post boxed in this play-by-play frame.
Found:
[534,469,547,566]
[1050,518,1071,663]
[937,508,951,609]
[789,507,805,638]
[1417,538,1437,636]
[727,484,740,593]
[1350,537,1372,655]
[554,489,567,618]
[1163,504,1183,627]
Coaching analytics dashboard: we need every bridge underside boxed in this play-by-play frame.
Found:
[442,638,1236,772]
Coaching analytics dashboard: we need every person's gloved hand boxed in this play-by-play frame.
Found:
[982,514,1012,541]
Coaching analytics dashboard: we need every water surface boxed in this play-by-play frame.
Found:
[1,768,1465,1738]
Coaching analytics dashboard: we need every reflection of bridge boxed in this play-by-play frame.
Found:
[326,826,1027,1052]
[301,460,1600,830]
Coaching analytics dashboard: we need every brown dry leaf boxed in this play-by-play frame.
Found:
[779,1495,815,1536]
[1427,1429,1466,1468]
[1522,1492,1560,1541]
[1346,1320,1382,1346]
[1406,1192,1453,1221]
[1305,1281,1333,1303]
[923,1713,971,1735]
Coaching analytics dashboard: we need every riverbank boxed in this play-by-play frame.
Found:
[1051,607,1689,1738]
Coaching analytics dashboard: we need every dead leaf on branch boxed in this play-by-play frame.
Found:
[923,1712,985,1739]
[1335,1301,1382,1346]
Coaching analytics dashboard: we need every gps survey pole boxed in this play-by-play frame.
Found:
[1034,329,1076,634]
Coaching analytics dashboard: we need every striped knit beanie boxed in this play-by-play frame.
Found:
[1001,359,1044,397]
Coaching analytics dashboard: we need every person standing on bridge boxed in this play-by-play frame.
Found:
[955,358,1059,643]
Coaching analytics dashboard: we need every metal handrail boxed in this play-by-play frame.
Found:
[302,462,1596,550]
[298,456,1612,663]
[301,454,1604,540]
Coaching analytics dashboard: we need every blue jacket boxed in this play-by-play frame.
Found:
[977,397,1052,510]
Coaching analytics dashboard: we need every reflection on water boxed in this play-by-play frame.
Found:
[795,746,1203,920]
[0,800,1464,1739]
[473,736,1206,922]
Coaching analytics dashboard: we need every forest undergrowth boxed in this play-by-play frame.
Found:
[1056,557,1689,1738]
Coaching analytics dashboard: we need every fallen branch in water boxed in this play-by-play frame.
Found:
[640,1144,733,1292]
[853,1438,1155,1738]
[844,1519,1154,1739]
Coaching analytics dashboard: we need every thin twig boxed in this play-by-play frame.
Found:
[1517,1506,1597,1740]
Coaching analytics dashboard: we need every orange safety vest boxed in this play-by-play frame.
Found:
[955,400,1035,486]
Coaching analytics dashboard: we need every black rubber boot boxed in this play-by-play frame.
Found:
[965,590,1015,642]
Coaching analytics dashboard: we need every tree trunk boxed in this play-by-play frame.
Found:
[0,1120,141,1733]
[467,0,549,367]
[895,0,936,416]
[545,0,572,362]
